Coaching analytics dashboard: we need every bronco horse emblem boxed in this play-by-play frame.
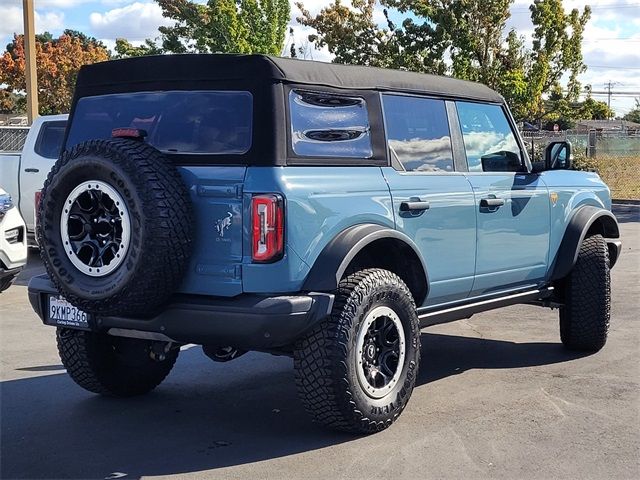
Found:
[215,212,233,237]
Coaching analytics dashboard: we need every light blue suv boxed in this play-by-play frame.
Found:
[29,54,621,433]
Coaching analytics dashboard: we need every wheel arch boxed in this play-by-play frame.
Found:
[302,224,429,305]
[550,205,620,281]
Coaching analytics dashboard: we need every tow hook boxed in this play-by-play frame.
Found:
[203,345,247,362]
[150,341,174,361]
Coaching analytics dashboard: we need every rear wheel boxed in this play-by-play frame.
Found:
[294,268,421,433]
[57,328,179,396]
[559,234,611,352]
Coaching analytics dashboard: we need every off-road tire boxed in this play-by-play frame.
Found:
[294,268,421,434]
[559,234,611,351]
[57,328,179,396]
[38,139,193,316]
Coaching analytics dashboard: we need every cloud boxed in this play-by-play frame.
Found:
[0,5,64,39]
[89,2,171,41]
[36,0,95,7]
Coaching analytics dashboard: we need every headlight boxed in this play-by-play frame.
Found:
[0,194,14,219]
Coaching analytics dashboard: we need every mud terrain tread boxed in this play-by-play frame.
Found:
[57,328,178,396]
[294,268,420,433]
[560,234,610,351]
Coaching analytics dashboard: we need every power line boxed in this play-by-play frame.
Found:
[511,3,640,13]
[582,38,640,42]
[587,65,640,70]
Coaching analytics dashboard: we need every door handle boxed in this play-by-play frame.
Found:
[24,168,39,173]
[400,200,430,212]
[480,197,505,208]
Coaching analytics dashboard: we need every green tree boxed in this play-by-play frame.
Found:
[623,99,640,124]
[114,38,164,58]
[155,0,290,55]
[527,0,591,119]
[579,96,614,120]
[296,0,448,72]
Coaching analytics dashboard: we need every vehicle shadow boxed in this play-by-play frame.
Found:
[1,333,588,479]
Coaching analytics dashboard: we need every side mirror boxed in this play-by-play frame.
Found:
[481,151,523,172]
[545,141,571,170]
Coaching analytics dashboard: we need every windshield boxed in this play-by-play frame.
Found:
[66,91,253,155]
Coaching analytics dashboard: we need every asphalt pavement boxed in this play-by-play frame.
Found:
[1,206,638,480]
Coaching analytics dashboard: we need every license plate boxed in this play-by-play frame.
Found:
[47,295,90,328]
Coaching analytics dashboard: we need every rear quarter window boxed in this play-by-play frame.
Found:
[289,90,373,158]
[66,91,252,155]
[35,121,66,159]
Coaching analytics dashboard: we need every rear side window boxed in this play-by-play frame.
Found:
[381,95,454,172]
[35,121,66,159]
[456,102,522,172]
[289,90,372,158]
[66,91,252,155]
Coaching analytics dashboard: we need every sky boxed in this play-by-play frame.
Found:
[1,0,639,116]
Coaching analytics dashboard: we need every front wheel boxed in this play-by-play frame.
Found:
[559,234,611,352]
[57,328,179,396]
[294,268,421,433]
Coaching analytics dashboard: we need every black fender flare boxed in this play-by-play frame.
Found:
[302,223,429,294]
[549,205,620,281]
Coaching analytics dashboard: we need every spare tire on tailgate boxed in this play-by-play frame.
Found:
[38,138,193,316]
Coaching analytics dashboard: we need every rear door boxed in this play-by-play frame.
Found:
[455,101,550,296]
[381,94,476,307]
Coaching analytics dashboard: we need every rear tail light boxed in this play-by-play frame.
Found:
[251,194,284,263]
[34,190,42,230]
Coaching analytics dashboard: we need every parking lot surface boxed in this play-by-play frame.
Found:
[1,206,639,480]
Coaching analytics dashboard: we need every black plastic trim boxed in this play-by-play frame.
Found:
[0,265,23,282]
[301,223,428,293]
[446,100,468,172]
[418,287,554,327]
[607,240,622,268]
[28,275,334,349]
[549,206,620,281]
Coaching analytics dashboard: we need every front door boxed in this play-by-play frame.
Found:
[455,101,550,296]
[381,94,476,306]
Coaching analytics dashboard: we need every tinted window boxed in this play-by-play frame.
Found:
[35,121,66,159]
[382,95,454,172]
[66,91,252,154]
[289,90,372,158]
[456,102,522,172]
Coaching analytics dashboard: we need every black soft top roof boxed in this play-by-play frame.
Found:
[75,54,503,103]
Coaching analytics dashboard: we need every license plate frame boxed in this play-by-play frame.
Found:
[45,295,92,329]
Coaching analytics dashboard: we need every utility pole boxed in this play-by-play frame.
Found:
[23,0,38,125]
[604,80,619,119]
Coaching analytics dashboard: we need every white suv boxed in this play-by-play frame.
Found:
[0,187,27,292]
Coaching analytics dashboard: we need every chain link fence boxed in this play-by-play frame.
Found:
[522,130,640,201]
[0,127,30,152]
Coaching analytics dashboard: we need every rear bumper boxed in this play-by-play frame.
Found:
[28,275,334,350]
[0,264,23,290]
[607,240,622,268]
